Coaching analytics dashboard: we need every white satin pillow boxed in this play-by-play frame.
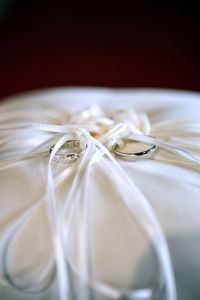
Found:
[0,88,200,300]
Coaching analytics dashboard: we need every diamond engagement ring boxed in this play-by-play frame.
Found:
[50,139,87,163]
[113,138,158,160]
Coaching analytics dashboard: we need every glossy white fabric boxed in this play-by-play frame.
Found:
[0,88,200,300]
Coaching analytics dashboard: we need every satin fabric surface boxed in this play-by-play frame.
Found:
[0,88,200,300]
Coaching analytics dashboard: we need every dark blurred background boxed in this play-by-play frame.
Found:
[0,1,200,99]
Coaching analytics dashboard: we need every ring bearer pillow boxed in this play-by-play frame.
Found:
[0,88,200,300]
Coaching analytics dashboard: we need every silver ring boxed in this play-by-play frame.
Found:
[113,138,158,160]
[50,139,86,164]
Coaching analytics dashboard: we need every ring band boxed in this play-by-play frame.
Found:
[113,138,158,160]
[50,139,86,164]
